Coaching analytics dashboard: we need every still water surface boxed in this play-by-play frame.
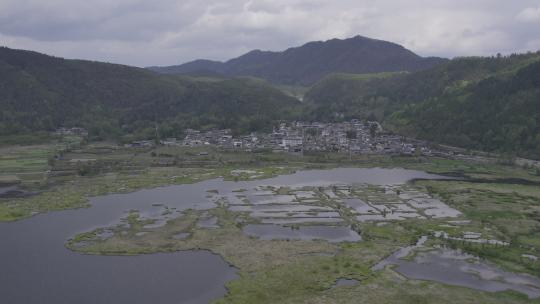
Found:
[0,168,443,303]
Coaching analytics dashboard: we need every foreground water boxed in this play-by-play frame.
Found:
[373,237,540,298]
[396,248,540,299]
[0,168,449,303]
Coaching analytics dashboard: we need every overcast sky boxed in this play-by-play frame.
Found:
[1,0,539,67]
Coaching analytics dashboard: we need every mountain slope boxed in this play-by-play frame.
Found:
[0,47,301,140]
[305,53,540,159]
[148,35,447,85]
[388,58,540,159]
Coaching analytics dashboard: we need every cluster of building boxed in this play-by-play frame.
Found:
[171,120,434,156]
[54,127,88,137]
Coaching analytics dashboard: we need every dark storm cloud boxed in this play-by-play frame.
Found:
[1,0,539,66]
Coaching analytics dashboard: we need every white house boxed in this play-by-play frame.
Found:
[282,136,303,147]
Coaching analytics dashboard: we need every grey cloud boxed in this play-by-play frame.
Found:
[0,0,539,66]
[517,6,540,22]
[245,0,285,14]
[0,0,203,41]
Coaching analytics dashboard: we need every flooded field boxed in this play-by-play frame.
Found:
[374,236,540,299]
[197,213,219,229]
[333,278,360,287]
[3,167,517,303]
[243,224,361,242]
[210,170,460,234]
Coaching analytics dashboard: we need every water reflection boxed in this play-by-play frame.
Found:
[243,224,361,243]
[0,167,449,303]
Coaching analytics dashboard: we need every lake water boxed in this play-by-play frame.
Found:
[0,167,447,303]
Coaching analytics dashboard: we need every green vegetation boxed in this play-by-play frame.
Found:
[418,180,540,276]
[305,52,540,159]
[2,46,539,160]
[2,38,540,303]
[2,136,539,223]
[0,47,302,140]
[0,141,310,221]
[64,173,539,303]
[70,202,529,304]
[0,163,297,222]
[2,138,540,302]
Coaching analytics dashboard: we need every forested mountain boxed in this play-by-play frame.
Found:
[0,47,301,141]
[305,53,540,159]
[2,44,539,159]
[148,36,447,85]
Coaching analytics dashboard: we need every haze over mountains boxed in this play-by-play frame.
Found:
[148,36,448,85]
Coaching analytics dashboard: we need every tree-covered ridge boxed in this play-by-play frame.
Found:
[148,35,447,86]
[0,47,302,141]
[2,46,539,159]
[305,53,540,159]
[388,58,540,159]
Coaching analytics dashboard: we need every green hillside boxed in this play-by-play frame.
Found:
[305,53,540,159]
[0,47,302,141]
[2,46,539,159]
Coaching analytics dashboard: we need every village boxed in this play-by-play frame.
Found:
[54,119,510,164]
[152,120,437,157]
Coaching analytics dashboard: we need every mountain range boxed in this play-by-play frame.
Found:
[0,47,301,142]
[148,36,447,85]
[1,35,539,159]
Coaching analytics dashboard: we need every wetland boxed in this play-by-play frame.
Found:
[2,143,540,303]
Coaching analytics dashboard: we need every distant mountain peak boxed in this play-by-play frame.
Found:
[148,35,448,85]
